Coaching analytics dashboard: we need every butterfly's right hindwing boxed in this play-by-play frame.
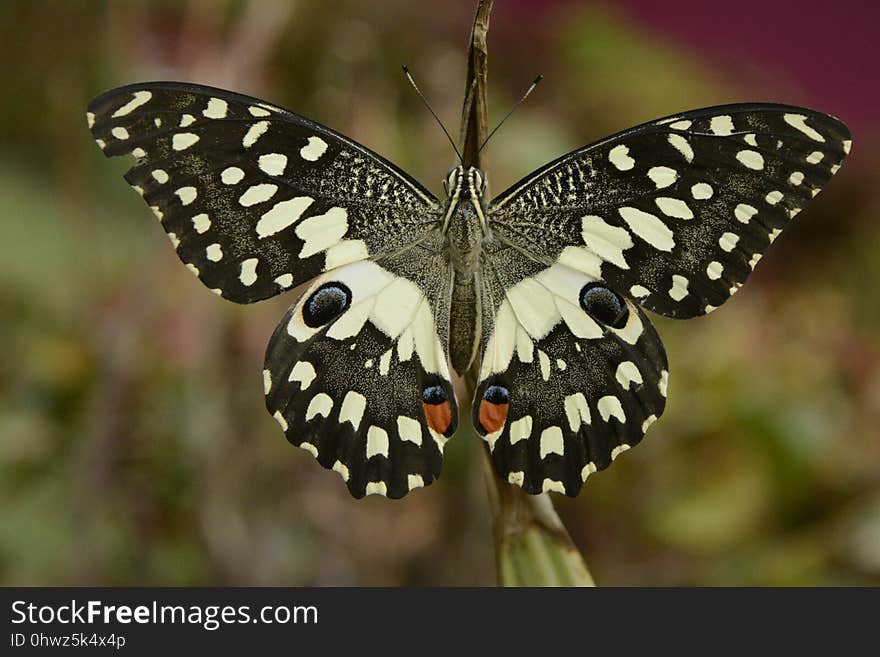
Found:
[263,238,458,499]
[475,240,668,496]
[87,82,440,303]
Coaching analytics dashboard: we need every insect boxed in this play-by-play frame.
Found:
[87,81,851,499]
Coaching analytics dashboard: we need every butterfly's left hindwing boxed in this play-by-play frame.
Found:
[475,240,667,496]
[263,238,458,498]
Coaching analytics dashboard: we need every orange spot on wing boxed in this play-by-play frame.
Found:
[423,401,452,436]
[479,401,509,434]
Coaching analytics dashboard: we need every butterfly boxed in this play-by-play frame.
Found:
[87,82,851,499]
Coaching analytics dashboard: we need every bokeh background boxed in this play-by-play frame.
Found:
[1,0,878,586]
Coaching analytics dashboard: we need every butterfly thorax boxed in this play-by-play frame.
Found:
[444,166,487,374]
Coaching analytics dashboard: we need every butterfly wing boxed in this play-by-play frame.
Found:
[475,240,667,496]
[89,82,456,498]
[264,236,457,498]
[488,104,851,317]
[87,82,440,302]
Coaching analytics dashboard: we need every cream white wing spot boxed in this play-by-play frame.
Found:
[272,411,288,431]
[788,171,805,186]
[608,144,635,171]
[239,258,259,286]
[806,151,824,164]
[332,461,350,482]
[299,442,319,458]
[203,97,228,119]
[288,361,316,390]
[655,197,694,220]
[192,214,210,233]
[669,274,689,301]
[765,190,784,205]
[735,203,757,224]
[366,426,390,459]
[659,370,669,397]
[221,167,245,185]
[615,361,643,389]
[597,396,625,423]
[648,166,678,189]
[668,134,694,162]
[305,393,333,421]
[619,207,675,251]
[397,416,422,446]
[783,113,826,142]
[563,393,591,432]
[629,285,650,299]
[706,261,724,280]
[274,273,294,288]
[719,232,739,252]
[175,186,197,206]
[111,126,130,140]
[151,169,169,184]
[364,481,387,497]
[611,444,631,460]
[691,182,713,199]
[736,149,764,170]
[179,114,196,128]
[580,215,633,270]
[339,391,367,431]
[300,136,328,161]
[205,243,223,262]
[295,207,349,258]
[509,416,533,445]
[243,121,269,148]
[539,426,564,458]
[172,133,199,151]
[255,196,314,239]
[542,479,566,494]
[258,153,288,176]
[111,90,152,117]
[239,183,278,207]
[710,115,734,135]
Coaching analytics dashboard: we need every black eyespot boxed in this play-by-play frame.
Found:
[422,384,447,405]
[302,282,352,328]
[482,385,509,404]
[579,283,628,329]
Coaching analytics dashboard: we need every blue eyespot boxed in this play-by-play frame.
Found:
[482,385,509,404]
[579,283,628,328]
[422,384,447,405]
[302,282,352,328]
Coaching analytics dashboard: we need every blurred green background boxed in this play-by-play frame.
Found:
[1,0,878,586]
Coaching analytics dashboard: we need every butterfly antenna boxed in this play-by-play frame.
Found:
[402,65,463,163]
[477,74,543,156]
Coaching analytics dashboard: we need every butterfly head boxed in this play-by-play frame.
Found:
[443,165,487,200]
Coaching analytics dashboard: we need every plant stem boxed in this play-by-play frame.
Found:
[458,0,595,587]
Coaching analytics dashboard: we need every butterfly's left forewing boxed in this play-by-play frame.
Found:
[88,82,440,303]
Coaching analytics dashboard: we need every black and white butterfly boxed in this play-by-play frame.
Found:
[87,82,851,499]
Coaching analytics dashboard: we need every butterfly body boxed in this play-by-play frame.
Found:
[88,82,851,498]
